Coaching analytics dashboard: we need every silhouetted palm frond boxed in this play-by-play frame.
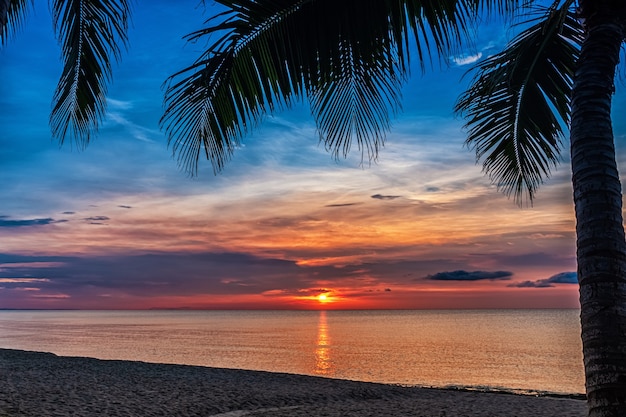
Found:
[162,0,512,174]
[50,0,130,148]
[455,1,582,204]
[0,0,31,45]
[310,41,403,161]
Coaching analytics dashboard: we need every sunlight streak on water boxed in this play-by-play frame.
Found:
[314,310,332,376]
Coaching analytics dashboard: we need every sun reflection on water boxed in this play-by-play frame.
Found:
[314,310,333,376]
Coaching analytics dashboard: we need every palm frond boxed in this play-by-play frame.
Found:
[310,40,403,161]
[161,1,307,174]
[464,0,530,16]
[455,1,583,204]
[50,0,130,148]
[0,0,31,46]
[304,0,403,163]
[390,1,530,71]
[388,0,465,71]
[162,0,489,174]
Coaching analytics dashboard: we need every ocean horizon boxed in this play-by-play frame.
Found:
[0,309,584,396]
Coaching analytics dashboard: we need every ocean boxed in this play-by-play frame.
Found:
[0,309,584,395]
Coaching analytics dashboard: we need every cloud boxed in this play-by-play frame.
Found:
[84,216,110,224]
[451,52,482,66]
[480,252,576,268]
[325,203,359,207]
[0,278,51,283]
[107,98,134,110]
[371,194,401,200]
[426,270,513,281]
[509,272,578,288]
[0,216,59,227]
[104,99,161,143]
[118,205,132,209]
[529,233,565,240]
[0,252,472,305]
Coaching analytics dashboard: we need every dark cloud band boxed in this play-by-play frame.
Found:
[0,216,58,228]
[371,194,401,200]
[509,272,577,288]
[426,270,513,281]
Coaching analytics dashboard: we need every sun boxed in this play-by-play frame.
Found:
[317,293,329,303]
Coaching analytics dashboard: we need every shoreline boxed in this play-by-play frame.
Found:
[413,384,586,401]
[1,348,586,416]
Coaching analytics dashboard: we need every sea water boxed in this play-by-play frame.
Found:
[0,309,584,395]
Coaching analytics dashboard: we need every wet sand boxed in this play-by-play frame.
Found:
[0,348,586,416]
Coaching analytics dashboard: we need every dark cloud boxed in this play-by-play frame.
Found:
[371,194,401,200]
[256,216,320,229]
[545,272,578,284]
[0,251,308,298]
[62,211,75,215]
[509,272,577,288]
[118,205,132,209]
[84,216,110,224]
[284,254,472,285]
[0,254,70,264]
[304,288,330,296]
[325,203,359,207]
[425,187,440,192]
[84,216,110,221]
[426,270,513,281]
[0,216,59,228]
[0,250,530,308]
[0,252,470,305]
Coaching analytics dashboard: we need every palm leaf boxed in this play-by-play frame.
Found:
[50,0,130,148]
[310,40,403,161]
[162,0,496,174]
[0,0,31,46]
[455,1,583,204]
[465,0,528,15]
[162,1,306,173]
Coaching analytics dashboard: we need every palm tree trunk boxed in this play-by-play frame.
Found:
[570,12,626,417]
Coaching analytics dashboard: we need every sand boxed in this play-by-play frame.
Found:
[0,348,586,416]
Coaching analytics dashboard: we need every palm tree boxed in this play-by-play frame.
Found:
[0,0,131,148]
[456,2,626,415]
[160,0,626,415]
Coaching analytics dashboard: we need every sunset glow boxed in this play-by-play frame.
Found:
[0,1,601,311]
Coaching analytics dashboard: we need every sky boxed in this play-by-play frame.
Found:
[2,1,624,310]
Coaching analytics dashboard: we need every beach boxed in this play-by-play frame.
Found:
[0,349,585,417]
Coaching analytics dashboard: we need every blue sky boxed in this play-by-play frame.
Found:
[2,1,619,309]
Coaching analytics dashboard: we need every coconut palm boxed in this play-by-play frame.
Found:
[456,2,626,416]
[160,0,626,415]
[0,0,131,147]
